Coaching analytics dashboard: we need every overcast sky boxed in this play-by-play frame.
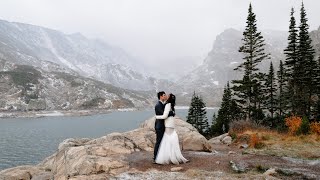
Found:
[0,0,319,65]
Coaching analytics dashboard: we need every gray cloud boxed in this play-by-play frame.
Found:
[0,0,319,65]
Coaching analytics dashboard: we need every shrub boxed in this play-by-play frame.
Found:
[310,122,320,135]
[249,134,265,149]
[229,132,237,140]
[81,97,106,108]
[298,116,310,135]
[285,116,302,135]
[250,134,259,147]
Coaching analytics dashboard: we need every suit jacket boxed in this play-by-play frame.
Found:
[154,101,165,130]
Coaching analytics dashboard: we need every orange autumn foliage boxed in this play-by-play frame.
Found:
[249,133,258,147]
[249,133,265,149]
[285,116,302,135]
[310,122,320,135]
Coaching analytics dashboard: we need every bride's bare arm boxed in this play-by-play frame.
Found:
[156,103,171,119]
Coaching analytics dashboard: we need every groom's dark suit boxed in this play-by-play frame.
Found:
[154,100,165,160]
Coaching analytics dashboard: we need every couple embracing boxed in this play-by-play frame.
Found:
[153,91,189,165]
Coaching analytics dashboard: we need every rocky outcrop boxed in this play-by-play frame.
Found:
[0,117,212,180]
[209,133,232,145]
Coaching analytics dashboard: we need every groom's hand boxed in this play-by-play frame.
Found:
[168,111,175,117]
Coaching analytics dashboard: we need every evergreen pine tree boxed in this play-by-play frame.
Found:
[186,92,197,126]
[312,55,320,121]
[296,2,316,117]
[210,113,218,136]
[264,62,277,119]
[310,55,320,121]
[211,82,233,135]
[186,92,209,136]
[283,7,299,114]
[212,113,217,126]
[232,3,270,122]
[277,60,286,116]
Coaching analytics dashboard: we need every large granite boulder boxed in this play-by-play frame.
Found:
[140,116,212,152]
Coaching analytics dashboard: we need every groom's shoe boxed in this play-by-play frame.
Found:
[152,160,157,164]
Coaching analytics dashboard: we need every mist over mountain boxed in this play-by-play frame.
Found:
[1,19,319,109]
[0,19,173,91]
[144,56,202,81]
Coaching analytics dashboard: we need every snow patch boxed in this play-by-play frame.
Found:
[41,29,78,71]
[36,111,64,117]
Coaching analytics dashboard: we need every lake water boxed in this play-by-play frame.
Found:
[0,108,218,170]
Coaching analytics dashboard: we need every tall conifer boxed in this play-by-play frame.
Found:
[264,62,277,119]
[296,2,316,117]
[284,7,299,114]
[277,60,286,116]
[232,3,270,121]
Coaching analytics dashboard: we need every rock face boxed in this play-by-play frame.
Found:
[174,28,288,106]
[0,117,212,180]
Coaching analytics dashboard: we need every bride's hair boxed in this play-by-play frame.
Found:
[167,93,176,111]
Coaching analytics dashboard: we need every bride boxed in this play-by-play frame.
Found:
[155,93,188,164]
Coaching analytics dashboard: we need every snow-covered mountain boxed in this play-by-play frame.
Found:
[174,28,288,106]
[0,59,153,111]
[0,19,173,91]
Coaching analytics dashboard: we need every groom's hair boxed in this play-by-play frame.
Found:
[157,91,165,100]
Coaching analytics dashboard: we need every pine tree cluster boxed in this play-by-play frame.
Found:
[187,2,320,138]
[211,2,319,136]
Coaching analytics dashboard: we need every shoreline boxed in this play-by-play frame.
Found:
[0,106,219,119]
[0,108,138,118]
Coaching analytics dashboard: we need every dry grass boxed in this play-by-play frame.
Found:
[310,122,320,135]
[235,129,320,159]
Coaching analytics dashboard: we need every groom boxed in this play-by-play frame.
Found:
[153,91,167,162]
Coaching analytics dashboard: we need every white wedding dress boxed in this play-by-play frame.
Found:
[155,103,188,164]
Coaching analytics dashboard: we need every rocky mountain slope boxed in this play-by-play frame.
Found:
[0,59,153,111]
[0,19,173,91]
[179,29,287,90]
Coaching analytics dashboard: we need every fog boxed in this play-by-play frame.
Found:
[0,0,319,67]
